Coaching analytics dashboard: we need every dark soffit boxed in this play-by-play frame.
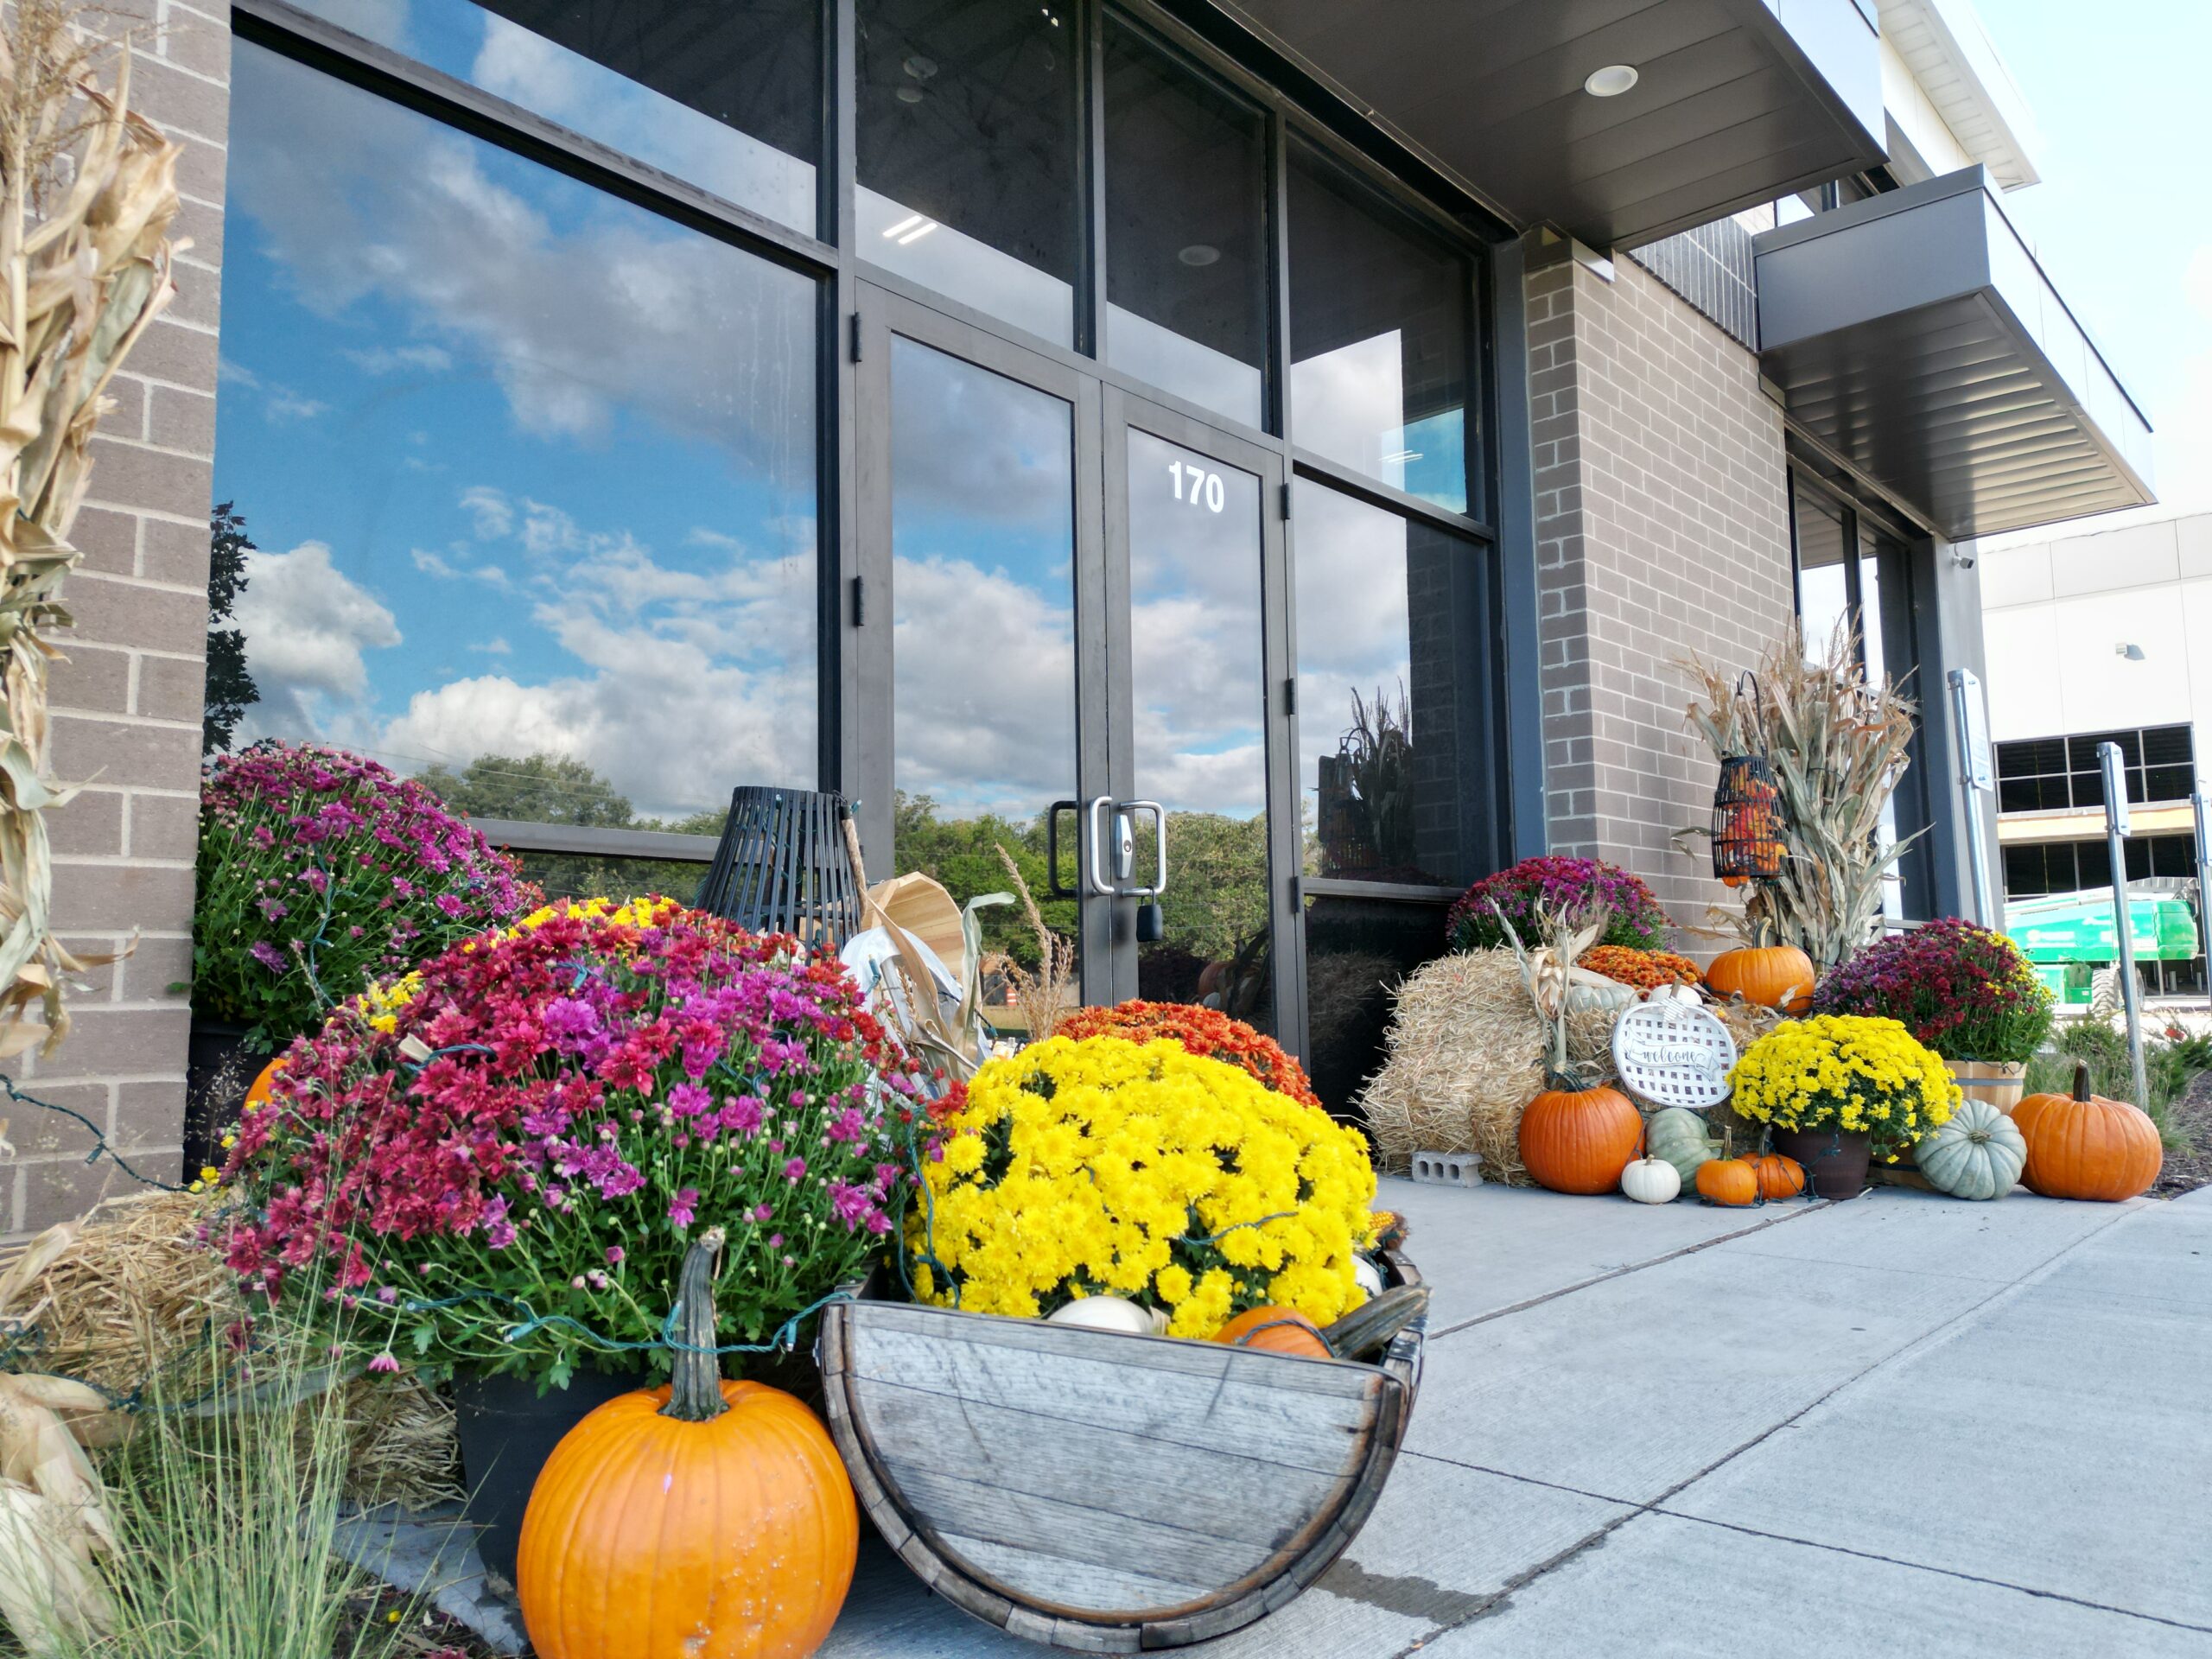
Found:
[1183,0,1887,247]
[1754,168,2155,540]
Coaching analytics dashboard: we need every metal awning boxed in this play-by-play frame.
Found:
[1190,0,1887,248]
[1754,168,2155,539]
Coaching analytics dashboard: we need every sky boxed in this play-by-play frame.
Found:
[1974,0,2212,531]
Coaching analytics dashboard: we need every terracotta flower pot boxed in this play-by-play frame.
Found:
[1770,1127,1872,1199]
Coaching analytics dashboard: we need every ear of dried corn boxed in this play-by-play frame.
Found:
[0,2,183,1057]
[1679,616,1920,968]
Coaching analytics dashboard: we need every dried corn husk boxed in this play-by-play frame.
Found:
[1678,618,1919,969]
[0,3,185,1056]
[0,1371,114,1653]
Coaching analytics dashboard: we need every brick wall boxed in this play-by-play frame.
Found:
[10,4,226,1232]
[1525,235,1796,946]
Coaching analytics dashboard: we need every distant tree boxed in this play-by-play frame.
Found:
[202,501,259,753]
[1159,810,1270,963]
[415,751,634,828]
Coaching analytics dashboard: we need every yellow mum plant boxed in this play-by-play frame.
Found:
[1729,1014,1960,1160]
[911,1034,1380,1337]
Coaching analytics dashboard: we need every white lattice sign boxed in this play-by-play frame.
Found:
[1611,999,1737,1109]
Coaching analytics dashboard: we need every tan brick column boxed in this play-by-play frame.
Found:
[1524,233,1796,950]
[11,5,229,1231]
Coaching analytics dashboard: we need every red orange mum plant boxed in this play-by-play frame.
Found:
[1055,1000,1323,1110]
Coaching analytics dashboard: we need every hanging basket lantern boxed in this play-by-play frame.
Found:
[1712,754,1785,886]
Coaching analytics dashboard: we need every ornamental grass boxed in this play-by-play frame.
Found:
[1728,1014,1959,1160]
[1810,917,2054,1065]
[912,1034,1378,1336]
[1054,999,1322,1109]
[193,742,537,1051]
[220,899,951,1388]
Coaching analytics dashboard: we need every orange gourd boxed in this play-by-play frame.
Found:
[1212,1306,1332,1359]
[243,1056,286,1116]
[1705,945,1815,1014]
[1695,1158,1759,1207]
[518,1229,857,1659]
[1742,1152,1807,1201]
[1518,1081,1644,1196]
[2011,1061,2162,1202]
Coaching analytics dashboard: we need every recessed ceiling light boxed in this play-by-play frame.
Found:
[1178,245,1221,267]
[1584,63,1639,98]
[903,54,938,79]
[896,86,925,104]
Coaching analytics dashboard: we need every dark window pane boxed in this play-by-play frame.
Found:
[1998,779,2043,816]
[857,0,1081,346]
[291,0,820,232]
[1103,18,1268,427]
[2072,769,2106,810]
[2077,840,2112,890]
[1792,484,1849,658]
[1288,143,1471,513]
[1294,480,1494,888]
[2003,842,2052,898]
[1303,893,1446,1119]
[2153,835,2196,878]
[216,43,819,829]
[2141,723,2195,766]
[2142,765,2191,804]
[2125,839,2153,881]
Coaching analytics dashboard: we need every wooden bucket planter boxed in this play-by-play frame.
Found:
[817,1252,1426,1652]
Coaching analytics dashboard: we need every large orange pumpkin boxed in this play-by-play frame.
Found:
[518,1229,857,1659]
[1695,1158,1759,1207]
[1704,945,1815,1014]
[1518,1081,1643,1196]
[1743,1152,1807,1201]
[2011,1061,2162,1203]
[1212,1305,1332,1359]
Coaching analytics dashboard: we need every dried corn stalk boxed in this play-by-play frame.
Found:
[0,3,182,1056]
[0,1370,115,1653]
[1678,616,1919,968]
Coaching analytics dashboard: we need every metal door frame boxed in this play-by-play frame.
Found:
[1101,386,1300,1052]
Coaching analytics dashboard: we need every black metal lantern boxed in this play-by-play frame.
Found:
[1712,753,1785,885]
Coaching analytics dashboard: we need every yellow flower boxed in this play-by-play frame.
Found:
[1727,1014,1958,1153]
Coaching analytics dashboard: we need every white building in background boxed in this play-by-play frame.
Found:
[1974,509,2212,994]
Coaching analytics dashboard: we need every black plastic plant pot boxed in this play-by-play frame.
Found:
[183,1020,257,1178]
[449,1364,646,1586]
[1771,1127,1872,1200]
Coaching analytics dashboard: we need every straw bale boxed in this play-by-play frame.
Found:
[0,1190,459,1509]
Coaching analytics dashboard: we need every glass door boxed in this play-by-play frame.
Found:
[1102,390,1294,1044]
[851,285,1111,1015]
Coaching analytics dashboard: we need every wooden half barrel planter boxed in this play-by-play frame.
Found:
[816,1253,1426,1652]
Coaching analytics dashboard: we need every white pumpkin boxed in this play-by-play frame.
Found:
[1620,1155,1681,1205]
[1352,1255,1386,1298]
[1046,1294,1154,1335]
[1644,982,1703,1007]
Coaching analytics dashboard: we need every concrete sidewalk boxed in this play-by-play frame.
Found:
[821,1181,2212,1658]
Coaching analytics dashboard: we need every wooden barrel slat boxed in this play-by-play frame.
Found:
[936,1526,1216,1611]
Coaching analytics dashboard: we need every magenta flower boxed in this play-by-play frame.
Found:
[669,1186,700,1229]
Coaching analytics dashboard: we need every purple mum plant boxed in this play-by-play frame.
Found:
[1811,917,2055,1065]
[194,741,537,1047]
[1447,855,1670,954]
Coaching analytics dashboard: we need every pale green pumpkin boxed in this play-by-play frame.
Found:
[1915,1099,2026,1201]
[1643,1107,1714,1194]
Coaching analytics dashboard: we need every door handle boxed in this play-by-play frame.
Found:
[1086,795,1122,896]
[1046,799,1081,899]
[1123,802,1166,898]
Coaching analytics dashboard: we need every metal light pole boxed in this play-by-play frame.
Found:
[1948,670,1997,926]
[2099,741,2148,1109]
[2194,780,2212,1014]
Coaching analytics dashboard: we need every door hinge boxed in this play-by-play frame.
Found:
[849,574,865,626]
[1280,481,1293,521]
[849,311,863,363]
[1283,676,1296,716]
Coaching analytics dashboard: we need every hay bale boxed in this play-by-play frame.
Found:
[0,1190,459,1510]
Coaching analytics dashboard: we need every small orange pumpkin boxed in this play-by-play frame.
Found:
[1518,1081,1644,1196]
[1705,944,1815,1014]
[243,1056,286,1116]
[1742,1152,1807,1201]
[2011,1061,2162,1202]
[1212,1306,1332,1359]
[518,1229,857,1659]
[1695,1158,1760,1207]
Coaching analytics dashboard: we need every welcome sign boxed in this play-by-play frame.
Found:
[1612,1000,1737,1109]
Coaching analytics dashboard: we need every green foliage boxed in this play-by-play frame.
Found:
[201,502,258,756]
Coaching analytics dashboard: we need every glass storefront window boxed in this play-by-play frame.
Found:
[215,41,819,834]
[857,0,1082,346]
[1288,144,1471,514]
[1103,19,1268,429]
[291,0,821,234]
[1292,480,1492,889]
[1793,484,1850,660]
